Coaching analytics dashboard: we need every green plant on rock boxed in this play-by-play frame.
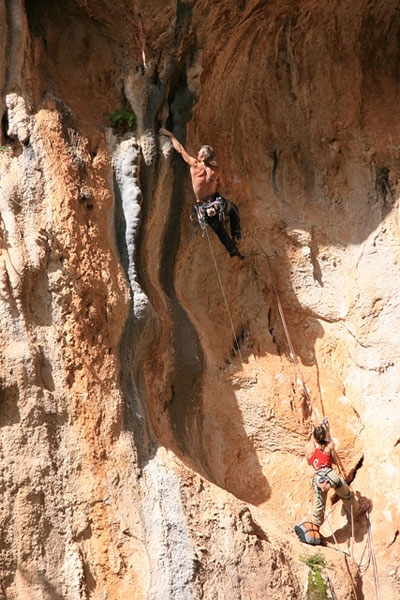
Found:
[300,554,328,599]
[107,108,137,134]
[0,145,11,152]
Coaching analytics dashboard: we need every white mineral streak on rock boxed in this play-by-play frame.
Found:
[143,449,196,600]
[140,129,157,166]
[113,137,148,320]
[160,135,174,159]
[6,93,31,145]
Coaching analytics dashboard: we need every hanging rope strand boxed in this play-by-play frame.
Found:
[253,233,382,596]
[205,226,243,362]
[324,512,358,599]
[367,511,382,600]
[255,238,319,422]
[350,501,355,560]
[357,536,372,574]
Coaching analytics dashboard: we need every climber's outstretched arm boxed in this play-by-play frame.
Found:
[159,128,197,167]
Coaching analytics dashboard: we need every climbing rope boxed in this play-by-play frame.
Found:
[255,237,319,423]
[204,225,243,362]
[257,234,357,573]
[358,538,372,574]
[323,509,347,553]
[350,501,355,560]
[321,439,382,599]
[323,510,358,599]
[344,555,360,600]
[350,512,381,598]
[367,511,381,600]
[325,577,338,600]
[255,236,383,597]
[198,212,382,598]
[322,418,357,563]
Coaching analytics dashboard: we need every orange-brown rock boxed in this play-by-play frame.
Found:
[0,0,399,598]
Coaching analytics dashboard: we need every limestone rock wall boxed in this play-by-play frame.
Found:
[0,0,399,598]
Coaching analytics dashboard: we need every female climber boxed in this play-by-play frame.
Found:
[304,423,371,528]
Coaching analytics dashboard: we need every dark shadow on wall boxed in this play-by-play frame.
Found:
[149,66,212,471]
[156,153,271,504]
[158,156,207,461]
[0,382,20,426]
[13,568,65,600]
[130,69,272,504]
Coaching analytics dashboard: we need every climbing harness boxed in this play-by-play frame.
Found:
[194,203,207,230]
[194,196,227,228]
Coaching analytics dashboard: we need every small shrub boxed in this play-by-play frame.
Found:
[300,554,326,570]
[0,145,11,153]
[300,554,328,599]
[107,108,137,134]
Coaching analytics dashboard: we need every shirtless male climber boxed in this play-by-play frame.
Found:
[159,128,244,259]
[304,422,372,532]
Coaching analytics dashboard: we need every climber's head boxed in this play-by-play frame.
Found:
[313,425,327,444]
[198,145,215,162]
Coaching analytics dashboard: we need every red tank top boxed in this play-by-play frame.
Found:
[308,447,332,470]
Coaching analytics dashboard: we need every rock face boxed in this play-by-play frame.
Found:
[0,0,399,598]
